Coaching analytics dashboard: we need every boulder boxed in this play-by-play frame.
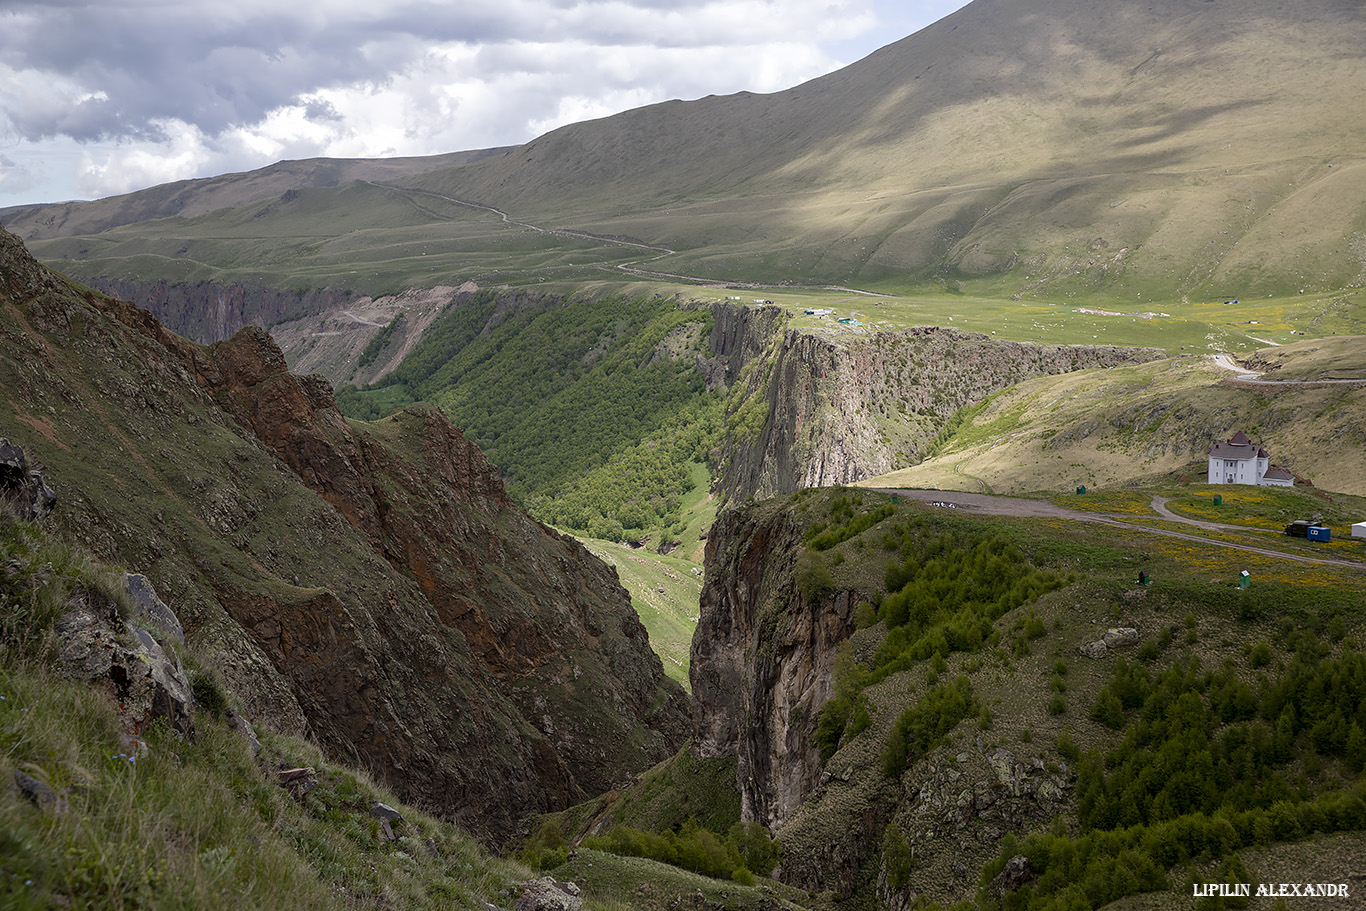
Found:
[12,769,69,816]
[1078,640,1108,659]
[1102,627,1139,649]
[516,878,583,911]
[123,573,185,646]
[55,585,194,748]
[0,439,56,521]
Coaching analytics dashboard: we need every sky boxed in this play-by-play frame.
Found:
[0,0,970,209]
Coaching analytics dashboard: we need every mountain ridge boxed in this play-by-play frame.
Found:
[0,223,688,840]
[12,0,1366,302]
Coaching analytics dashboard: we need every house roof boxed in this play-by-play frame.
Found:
[1209,430,1269,460]
[1209,442,1269,460]
[1262,468,1294,480]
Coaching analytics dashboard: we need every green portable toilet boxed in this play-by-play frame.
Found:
[1076,485,1087,495]
[1213,494,1222,506]
[891,494,899,503]
[1239,570,1251,590]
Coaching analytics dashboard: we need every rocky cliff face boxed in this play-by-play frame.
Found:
[691,502,856,831]
[86,277,362,345]
[719,324,1165,502]
[690,496,1078,900]
[0,224,688,841]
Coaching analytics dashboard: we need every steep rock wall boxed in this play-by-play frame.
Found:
[720,325,1165,502]
[691,503,857,831]
[86,277,361,345]
[0,225,688,841]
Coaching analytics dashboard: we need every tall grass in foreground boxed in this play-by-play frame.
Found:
[0,512,525,910]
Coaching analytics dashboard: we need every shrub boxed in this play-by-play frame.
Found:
[795,550,835,603]
[190,668,232,718]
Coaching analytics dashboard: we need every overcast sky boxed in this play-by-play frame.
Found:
[0,0,969,209]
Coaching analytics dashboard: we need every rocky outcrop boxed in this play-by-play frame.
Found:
[692,503,858,831]
[86,277,361,345]
[691,498,1079,901]
[1079,626,1140,658]
[515,878,583,911]
[687,301,787,392]
[55,583,195,751]
[0,438,55,520]
[0,224,688,841]
[718,324,1164,502]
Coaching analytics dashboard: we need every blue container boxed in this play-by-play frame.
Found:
[1307,526,1331,542]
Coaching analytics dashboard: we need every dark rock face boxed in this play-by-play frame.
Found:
[691,500,1078,901]
[691,504,858,830]
[0,438,56,520]
[84,277,362,344]
[0,224,688,841]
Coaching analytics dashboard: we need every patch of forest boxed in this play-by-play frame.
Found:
[336,292,724,539]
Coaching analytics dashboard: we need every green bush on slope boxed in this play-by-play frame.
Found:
[978,640,1366,911]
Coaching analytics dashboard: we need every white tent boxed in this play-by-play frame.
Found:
[1352,522,1366,539]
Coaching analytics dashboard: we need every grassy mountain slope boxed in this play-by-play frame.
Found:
[861,337,1366,496]
[0,149,508,242]
[334,291,728,540]
[18,0,1366,305]
[0,223,687,841]
[679,487,1366,909]
[0,511,816,911]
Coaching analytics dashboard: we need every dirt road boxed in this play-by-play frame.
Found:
[870,488,1364,570]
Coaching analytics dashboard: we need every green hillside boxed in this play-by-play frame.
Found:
[14,0,1366,313]
[334,292,724,541]
[513,486,1366,910]
[862,336,1366,496]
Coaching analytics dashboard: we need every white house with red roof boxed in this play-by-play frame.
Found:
[1207,431,1293,486]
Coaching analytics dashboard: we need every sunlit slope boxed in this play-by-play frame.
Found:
[861,336,1366,496]
[0,149,506,241]
[404,0,1366,297]
[20,0,1366,304]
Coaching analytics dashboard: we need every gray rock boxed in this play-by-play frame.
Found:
[55,586,194,744]
[516,877,583,911]
[278,766,319,798]
[229,711,260,756]
[370,802,405,823]
[123,573,185,646]
[1103,627,1139,648]
[12,769,69,816]
[1078,640,1108,659]
[0,439,56,521]
[991,855,1033,896]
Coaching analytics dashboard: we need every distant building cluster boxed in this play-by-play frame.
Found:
[1207,430,1294,487]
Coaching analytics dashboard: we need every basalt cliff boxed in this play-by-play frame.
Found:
[0,224,688,840]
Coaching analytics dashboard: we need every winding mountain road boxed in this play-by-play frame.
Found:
[1210,353,1366,385]
[870,488,1365,570]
